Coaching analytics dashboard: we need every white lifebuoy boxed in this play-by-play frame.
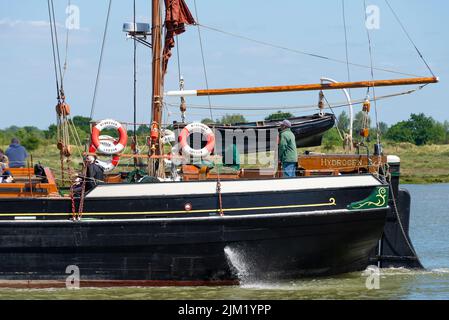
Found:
[91,119,128,155]
[178,123,215,158]
[89,143,120,173]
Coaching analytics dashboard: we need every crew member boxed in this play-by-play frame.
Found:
[5,138,28,168]
[278,120,298,178]
[73,155,105,194]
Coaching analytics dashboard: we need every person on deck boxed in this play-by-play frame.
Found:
[5,138,28,168]
[0,163,13,184]
[222,143,241,171]
[278,120,298,178]
[0,148,9,166]
[73,155,105,195]
[85,155,105,191]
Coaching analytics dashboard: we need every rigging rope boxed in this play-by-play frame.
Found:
[363,0,381,147]
[322,93,345,141]
[342,0,352,87]
[193,0,214,120]
[50,0,64,95]
[90,0,113,120]
[384,0,436,77]
[164,85,426,112]
[47,0,61,100]
[62,0,71,82]
[197,23,421,78]
[132,0,138,168]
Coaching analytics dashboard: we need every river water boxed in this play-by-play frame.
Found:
[0,184,448,300]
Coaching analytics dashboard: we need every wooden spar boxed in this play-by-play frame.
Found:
[150,0,163,155]
[165,77,439,97]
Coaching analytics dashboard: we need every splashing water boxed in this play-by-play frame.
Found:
[224,246,251,282]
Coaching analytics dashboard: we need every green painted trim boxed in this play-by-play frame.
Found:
[347,187,389,210]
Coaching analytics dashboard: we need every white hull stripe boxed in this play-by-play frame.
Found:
[86,175,382,198]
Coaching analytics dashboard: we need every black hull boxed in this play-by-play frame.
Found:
[0,210,386,285]
[0,176,388,286]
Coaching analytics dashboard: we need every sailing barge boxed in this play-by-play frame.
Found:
[0,0,436,287]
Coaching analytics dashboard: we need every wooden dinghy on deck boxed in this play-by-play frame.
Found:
[174,113,336,154]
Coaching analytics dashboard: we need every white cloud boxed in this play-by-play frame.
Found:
[0,18,63,29]
[0,18,88,32]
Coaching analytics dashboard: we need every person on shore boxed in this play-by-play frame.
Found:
[278,120,298,178]
[5,138,28,168]
[0,148,9,166]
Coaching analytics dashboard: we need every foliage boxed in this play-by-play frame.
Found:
[322,128,342,151]
[386,113,447,146]
[201,118,215,125]
[385,121,413,144]
[377,122,389,136]
[219,114,248,125]
[337,111,350,133]
[265,111,294,121]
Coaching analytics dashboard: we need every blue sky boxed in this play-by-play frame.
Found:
[0,0,447,129]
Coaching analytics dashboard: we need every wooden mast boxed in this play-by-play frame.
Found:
[165,77,439,97]
[150,0,163,155]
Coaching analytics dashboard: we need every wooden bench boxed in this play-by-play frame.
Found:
[0,167,60,198]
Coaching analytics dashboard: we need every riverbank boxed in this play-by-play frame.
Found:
[383,143,449,184]
[2,142,448,185]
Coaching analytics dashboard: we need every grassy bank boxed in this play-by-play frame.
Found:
[2,142,449,185]
[383,143,449,184]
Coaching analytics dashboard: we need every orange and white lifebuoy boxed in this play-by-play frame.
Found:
[89,143,120,173]
[178,122,215,158]
[91,119,128,155]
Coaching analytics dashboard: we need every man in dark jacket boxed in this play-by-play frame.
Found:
[5,138,28,168]
[278,120,298,177]
[85,155,105,191]
[73,155,105,195]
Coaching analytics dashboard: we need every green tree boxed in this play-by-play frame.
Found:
[430,121,446,145]
[45,124,58,140]
[21,135,41,152]
[409,113,435,145]
[72,116,92,135]
[337,111,350,133]
[201,118,215,125]
[220,114,247,125]
[265,111,294,121]
[444,121,449,144]
[386,121,414,144]
[386,113,445,146]
[322,128,342,151]
[377,122,389,136]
